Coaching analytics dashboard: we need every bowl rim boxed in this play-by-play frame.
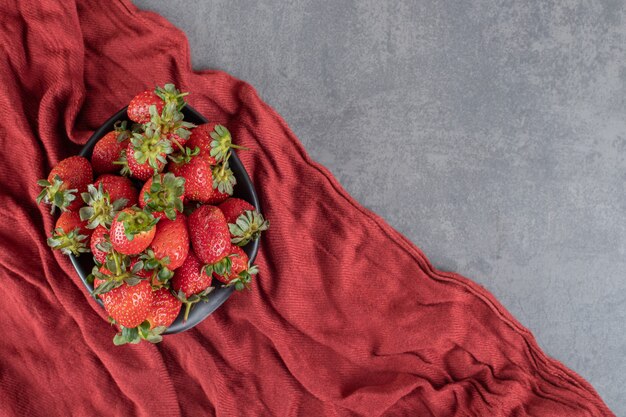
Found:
[69,104,260,334]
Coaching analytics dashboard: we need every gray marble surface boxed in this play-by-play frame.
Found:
[133,0,625,413]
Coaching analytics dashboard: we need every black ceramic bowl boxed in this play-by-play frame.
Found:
[70,105,260,334]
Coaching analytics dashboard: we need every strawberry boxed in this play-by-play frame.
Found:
[56,210,91,236]
[37,156,93,213]
[47,211,90,256]
[188,205,230,265]
[194,162,236,205]
[127,84,188,124]
[109,287,178,345]
[188,123,247,165]
[90,225,110,264]
[125,126,172,181]
[140,214,189,287]
[127,91,164,124]
[213,245,259,291]
[148,214,189,271]
[146,288,181,329]
[171,252,214,321]
[138,173,185,220]
[202,189,230,205]
[124,145,164,182]
[99,280,153,328]
[168,155,214,203]
[110,208,158,255]
[91,121,131,174]
[219,198,270,246]
[148,101,195,148]
[94,174,138,207]
[186,123,218,165]
[79,182,130,229]
[218,198,255,223]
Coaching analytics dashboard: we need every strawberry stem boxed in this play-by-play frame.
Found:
[183,302,192,322]
[113,251,122,275]
[220,156,229,176]
[171,137,185,153]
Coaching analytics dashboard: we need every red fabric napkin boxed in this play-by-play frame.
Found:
[0,1,615,416]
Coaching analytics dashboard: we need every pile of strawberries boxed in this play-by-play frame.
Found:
[37,84,269,345]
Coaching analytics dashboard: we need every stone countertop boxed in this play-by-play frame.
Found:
[134,1,626,413]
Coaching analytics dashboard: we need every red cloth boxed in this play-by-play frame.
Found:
[0,1,614,416]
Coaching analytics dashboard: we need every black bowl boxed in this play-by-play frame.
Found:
[70,105,260,334]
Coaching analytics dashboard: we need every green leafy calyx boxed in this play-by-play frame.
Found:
[91,251,145,296]
[229,210,270,246]
[154,83,189,111]
[47,227,89,257]
[174,286,215,322]
[113,321,167,346]
[130,126,173,170]
[169,146,200,165]
[148,102,196,148]
[212,162,237,195]
[143,173,185,220]
[79,183,128,229]
[113,150,131,177]
[209,125,247,164]
[113,120,131,142]
[140,249,174,287]
[117,209,158,241]
[36,176,77,214]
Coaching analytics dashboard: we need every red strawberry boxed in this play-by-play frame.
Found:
[188,205,230,265]
[94,174,137,207]
[168,156,214,203]
[204,162,236,205]
[213,245,247,284]
[219,198,269,246]
[128,90,164,124]
[171,252,214,321]
[213,245,258,291]
[202,189,230,205]
[171,252,212,297]
[99,280,153,328]
[110,208,158,255]
[218,198,255,223]
[186,123,218,165]
[90,225,110,264]
[126,141,167,182]
[138,173,185,220]
[91,122,131,174]
[37,156,93,213]
[56,210,91,236]
[146,288,181,329]
[127,84,189,124]
[187,123,247,166]
[47,211,91,256]
[149,214,189,271]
